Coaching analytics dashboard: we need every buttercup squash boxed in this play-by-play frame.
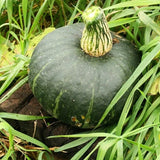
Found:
[29,6,140,128]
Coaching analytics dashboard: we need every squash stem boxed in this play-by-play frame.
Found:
[81,6,112,57]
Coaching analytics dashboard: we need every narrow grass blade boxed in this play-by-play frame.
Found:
[122,25,142,47]
[153,113,160,157]
[6,0,13,27]
[1,128,14,160]
[0,118,51,153]
[0,60,25,96]
[138,10,160,35]
[54,137,92,152]
[0,76,28,104]
[108,17,137,28]
[140,96,160,126]
[140,36,160,53]
[116,139,123,160]
[8,30,20,43]
[28,0,48,37]
[96,43,160,129]
[137,134,143,160]
[124,108,160,159]
[110,9,135,21]
[103,0,160,11]
[97,139,117,160]
[68,0,82,25]
[71,138,97,160]
[108,144,117,160]
[123,123,160,138]
[103,0,112,9]
[125,64,159,132]
[0,23,21,30]
[85,0,95,10]
[49,132,118,139]
[0,112,51,121]
[123,138,154,153]
[0,0,5,13]
[116,61,160,135]
[22,0,28,27]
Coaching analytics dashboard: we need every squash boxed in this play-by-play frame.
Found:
[28,6,140,128]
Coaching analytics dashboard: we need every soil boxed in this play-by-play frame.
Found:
[0,83,97,160]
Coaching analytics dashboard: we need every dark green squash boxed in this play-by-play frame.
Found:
[28,6,140,128]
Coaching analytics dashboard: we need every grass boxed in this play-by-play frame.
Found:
[0,0,160,159]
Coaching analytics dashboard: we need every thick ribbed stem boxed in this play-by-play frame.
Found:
[81,6,112,57]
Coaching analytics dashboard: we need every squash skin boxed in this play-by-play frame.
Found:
[29,23,140,128]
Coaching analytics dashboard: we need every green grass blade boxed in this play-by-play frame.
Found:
[1,128,14,160]
[67,0,82,25]
[140,36,160,53]
[22,0,28,28]
[0,60,25,96]
[108,17,137,28]
[123,137,154,152]
[125,64,158,132]
[8,30,20,43]
[96,43,160,129]
[117,61,160,135]
[49,132,118,139]
[0,112,51,121]
[28,0,48,37]
[123,108,160,138]
[153,112,160,157]
[54,137,92,152]
[0,22,21,30]
[124,108,160,159]
[137,135,144,160]
[103,0,112,9]
[122,25,142,47]
[103,0,160,11]
[110,9,135,21]
[116,140,123,160]
[0,118,51,153]
[71,138,97,160]
[0,0,5,13]
[108,144,117,160]
[0,76,28,104]
[138,10,160,36]
[97,139,117,160]
[123,123,159,139]
[6,0,13,27]
[140,97,160,126]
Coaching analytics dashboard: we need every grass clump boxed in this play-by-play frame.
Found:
[0,0,160,160]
